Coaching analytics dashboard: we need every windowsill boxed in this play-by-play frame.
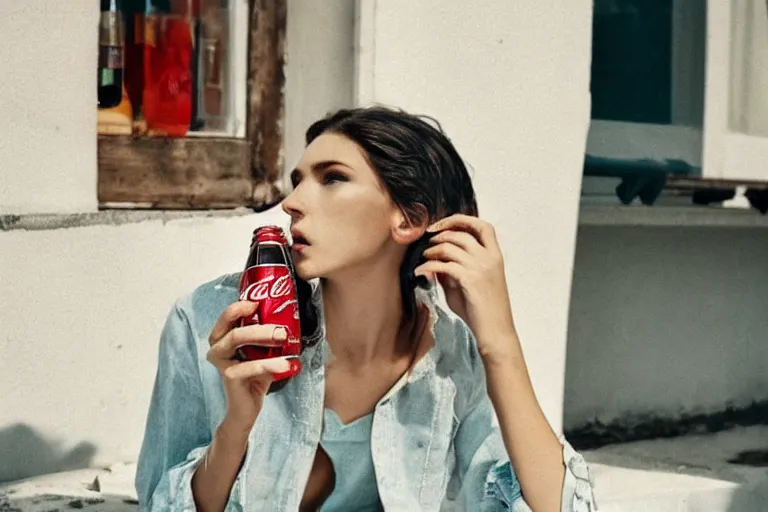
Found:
[579,202,768,228]
[0,208,255,232]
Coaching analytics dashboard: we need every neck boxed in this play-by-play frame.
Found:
[321,260,411,367]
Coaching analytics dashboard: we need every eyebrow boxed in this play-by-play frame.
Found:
[290,160,352,181]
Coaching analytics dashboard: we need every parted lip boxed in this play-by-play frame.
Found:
[290,228,309,246]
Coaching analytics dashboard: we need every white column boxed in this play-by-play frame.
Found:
[355,0,593,433]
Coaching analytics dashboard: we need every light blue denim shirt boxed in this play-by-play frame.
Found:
[135,272,596,511]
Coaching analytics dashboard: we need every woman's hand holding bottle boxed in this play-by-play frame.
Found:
[192,300,294,511]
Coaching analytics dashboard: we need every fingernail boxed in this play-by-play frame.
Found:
[273,327,288,341]
[427,223,440,232]
[288,358,302,375]
[272,358,302,381]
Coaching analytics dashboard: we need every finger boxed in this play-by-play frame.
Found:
[209,324,288,362]
[427,214,496,248]
[222,356,292,382]
[422,242,471,265]
[414,260,464,285]
[429,230,482,254]
[211,324,288,362]
[209,301,258,344]
[437,273,461,290]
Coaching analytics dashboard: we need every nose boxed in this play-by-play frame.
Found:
[281,184,304,220]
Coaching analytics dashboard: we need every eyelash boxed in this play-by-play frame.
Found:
[290,171,348,188]
[323,172,348,185]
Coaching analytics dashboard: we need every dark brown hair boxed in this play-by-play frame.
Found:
[303,106,479,322]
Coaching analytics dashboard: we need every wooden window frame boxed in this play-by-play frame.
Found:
[587,0,706,168]
[97,0,286,211]
[586,0,768,195]
[701,0,768,182]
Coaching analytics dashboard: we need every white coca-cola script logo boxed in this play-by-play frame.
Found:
[240,274,292,302]
[273,299,298,314]
[269,274,292,299]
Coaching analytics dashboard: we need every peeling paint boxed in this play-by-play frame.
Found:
[0,209,252,232]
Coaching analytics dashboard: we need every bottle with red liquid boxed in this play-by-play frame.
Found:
[237,226,303,392]
[142,0,196,136]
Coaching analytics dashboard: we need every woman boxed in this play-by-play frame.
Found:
[135,107,596,511]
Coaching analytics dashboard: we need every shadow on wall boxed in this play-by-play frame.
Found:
[0,424,96,483]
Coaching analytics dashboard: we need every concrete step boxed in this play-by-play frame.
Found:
[591,463,765,511]
[0,463,137,512]
[1,427,765,511]
[0,464,138,512]
[585,425,768,511]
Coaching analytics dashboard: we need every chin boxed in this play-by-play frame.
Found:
[294,259,320,281]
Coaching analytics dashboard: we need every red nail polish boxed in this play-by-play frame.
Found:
[272,358,302,381]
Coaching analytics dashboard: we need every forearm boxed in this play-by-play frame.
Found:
[191,419,250,512]
[481,334,565,512]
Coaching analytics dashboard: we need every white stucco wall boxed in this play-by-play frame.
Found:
[0,209,289,481]
[361,0,594,433]
[0,0,354,481]
[1,0,595,482]
[564,226,768,429]
[283,0,355,184]
[0,3,98,214]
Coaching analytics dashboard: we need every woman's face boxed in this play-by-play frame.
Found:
[281,132,403,281]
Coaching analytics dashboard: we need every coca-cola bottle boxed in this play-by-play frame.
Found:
[237,226,302,392]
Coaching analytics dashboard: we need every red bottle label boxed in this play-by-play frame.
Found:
[237,239,302,363]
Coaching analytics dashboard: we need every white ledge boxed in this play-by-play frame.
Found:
[0,208,254,232]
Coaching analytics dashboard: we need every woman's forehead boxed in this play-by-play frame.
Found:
[299,133,370,171]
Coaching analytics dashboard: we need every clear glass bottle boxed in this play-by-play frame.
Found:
[197,0,229,132]
[98,0,125,109]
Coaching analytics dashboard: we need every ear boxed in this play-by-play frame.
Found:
[391,206,428,246]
